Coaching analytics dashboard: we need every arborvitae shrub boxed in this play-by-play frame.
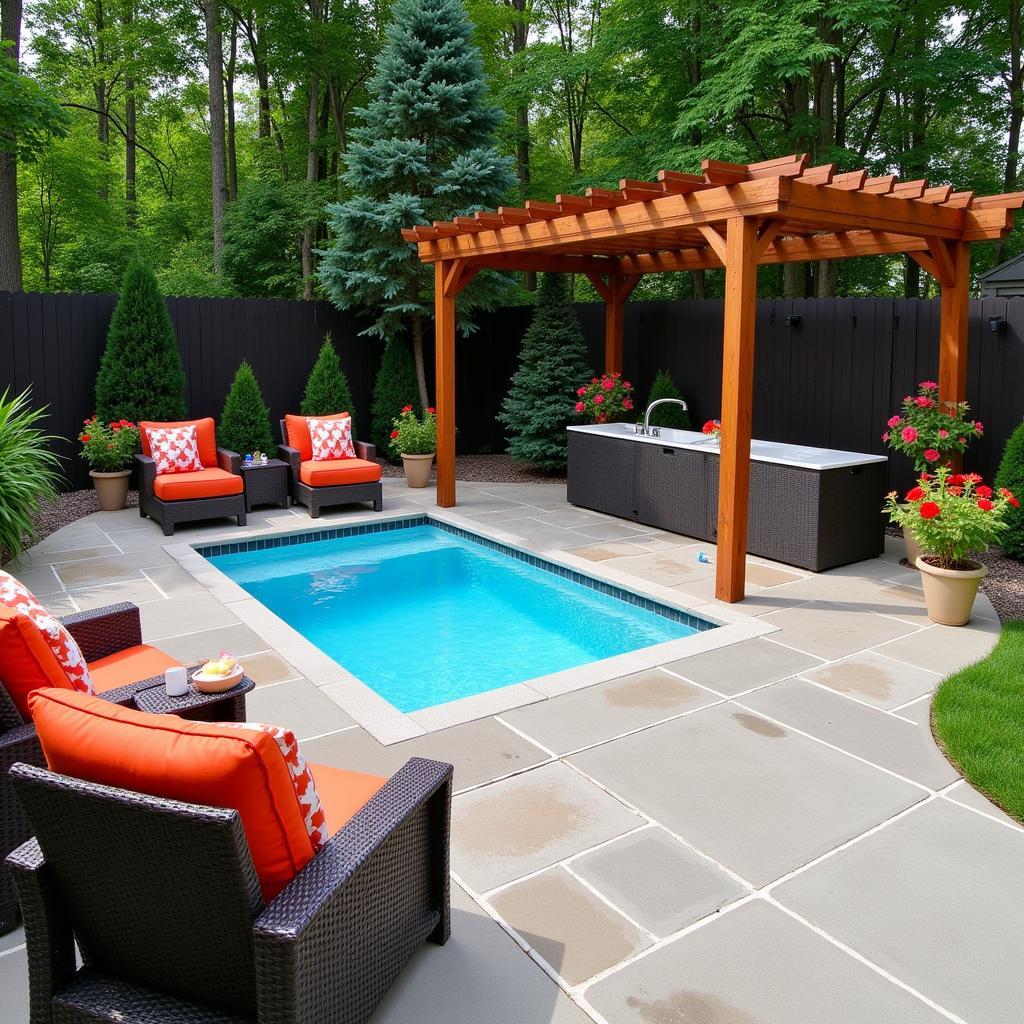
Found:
[995,419,1024,560]
[643,369,692,429]
[371,339,420,462]
[95,260,188,423]
[498,274,592,471]
[300,335,357,433]
[218,360,274,457]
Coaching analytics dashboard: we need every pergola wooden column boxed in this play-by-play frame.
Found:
[403,154,1023,602]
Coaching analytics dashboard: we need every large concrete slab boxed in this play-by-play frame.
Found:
[585,900,949,1024]
[874,619,1000,674]
[798,650,941,709]
[451,761,643,892]
[663,638,823,696]
[489,867,651,985]
[570,705,925,885]
[245,678,355,739]
[500,669,719,753]
[761,601,921,660]
[774,799,1024,1024]
[571,827,747,938]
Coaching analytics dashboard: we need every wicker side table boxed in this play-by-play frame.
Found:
[241,458,289,512]
[132,670,254,722]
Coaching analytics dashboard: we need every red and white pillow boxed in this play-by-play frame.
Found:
[145,424,203,475]
[307,416,355,461]
[220,721,326,850]
[0,570,93,695]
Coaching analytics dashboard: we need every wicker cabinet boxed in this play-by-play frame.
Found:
[634,442,710,538]
[566,431,640,521]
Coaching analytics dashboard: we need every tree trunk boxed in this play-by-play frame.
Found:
[94,0,109,200]
[0,0,24,290]
[692,268,705,299]
[123,2,136,228]
[814,17,837,298]
[300,75,319,300]
[998,0,1023,262]
[204,0,228,277]
[904,5,927,298]
[410,311,430,412]
[225,15,238,201]
[508,0,533,290]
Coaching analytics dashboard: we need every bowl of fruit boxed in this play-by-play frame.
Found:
[192,653,244,693]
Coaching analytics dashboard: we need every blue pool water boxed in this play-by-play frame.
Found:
[208,524,700,712]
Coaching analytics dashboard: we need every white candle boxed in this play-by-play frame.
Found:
[165,666,188,697]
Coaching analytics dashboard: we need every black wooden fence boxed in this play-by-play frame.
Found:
[1,290,1021,493]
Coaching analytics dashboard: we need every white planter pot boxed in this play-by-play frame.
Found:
[915,557,988,626]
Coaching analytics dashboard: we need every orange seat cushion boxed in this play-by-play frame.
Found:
[29,689,320,901]
[299,459,381,487]
[285,412,350,463]
[141,418,218,468]
[0,604,76,718]
[153,467,243,501]
[309,762,387,835]
[88,644,182,692]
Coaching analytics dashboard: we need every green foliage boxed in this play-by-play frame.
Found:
[371,339,420,461]
[0,388,63,564]
[0,46,69,161]
[995,420,1024,560]
[222,180,302,298]
[300,336,357,431]
[389,407,436,456]
[497,274,592,471]
[218,361,275,457]
[318,0,517,343]
[644,371,692,429]
[77,417,139,472]
[933,622,1024,825]
[95,261,188,423]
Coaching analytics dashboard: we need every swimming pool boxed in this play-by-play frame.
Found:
[205,520,713,712]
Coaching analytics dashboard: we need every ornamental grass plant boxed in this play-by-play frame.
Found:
[884,468,1018,570]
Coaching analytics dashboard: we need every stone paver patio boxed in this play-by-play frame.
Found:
[1,478,1018,1024]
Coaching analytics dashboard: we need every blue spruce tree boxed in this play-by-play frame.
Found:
[318,0,515,410]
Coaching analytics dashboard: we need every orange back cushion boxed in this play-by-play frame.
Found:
[140,418,217,468]
[29,689,319,901]
[285,412,349,463]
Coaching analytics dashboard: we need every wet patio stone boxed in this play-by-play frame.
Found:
[797,650,940,709]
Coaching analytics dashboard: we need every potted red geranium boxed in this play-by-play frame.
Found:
[575,373,635,424]
[78,417,140,511]
[884,468,1017,625]
[702,419,722,446]
[389,405,436,488]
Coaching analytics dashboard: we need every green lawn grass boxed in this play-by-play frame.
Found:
[933,621,1024,823]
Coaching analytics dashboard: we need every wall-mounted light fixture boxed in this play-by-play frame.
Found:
[784,314,802,328]
[989,316,1007,335]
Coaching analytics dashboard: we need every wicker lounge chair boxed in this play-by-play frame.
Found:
[7,752,452,1024]
[137,418,247,536]
[278,415,383,517]
[0,601,231,936]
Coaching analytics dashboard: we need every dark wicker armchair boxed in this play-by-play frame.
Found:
[1,602,244,936]
[278,419,383,518]
[7,755,452,1024]
[137,446,247,537]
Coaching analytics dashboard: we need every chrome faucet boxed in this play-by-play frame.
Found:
[636,398,688,437]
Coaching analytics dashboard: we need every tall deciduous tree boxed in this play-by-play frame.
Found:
[203,0,228,277]
[1,0,25,289]
[318,0,516,410]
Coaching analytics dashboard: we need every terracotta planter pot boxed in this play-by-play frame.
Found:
[89,469,131,511]
[915,556,988,626]
[401,453,434,488]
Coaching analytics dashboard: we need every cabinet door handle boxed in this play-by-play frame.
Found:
[662,448,675,456]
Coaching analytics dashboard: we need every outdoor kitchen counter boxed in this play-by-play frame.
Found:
[566,423,888,572]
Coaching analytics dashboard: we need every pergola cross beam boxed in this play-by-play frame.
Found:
[406,154,1024,604]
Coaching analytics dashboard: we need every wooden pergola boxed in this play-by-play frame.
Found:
[402,153,1024,603]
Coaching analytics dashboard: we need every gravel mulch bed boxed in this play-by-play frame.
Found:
[886,524,1023,624]
[379,453,566,485]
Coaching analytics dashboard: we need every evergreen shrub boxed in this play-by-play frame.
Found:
[996,419,1024,559]
[218,361,275,457]
[644,370,692,429]
[301,335,357,433]
[371,339,420,461]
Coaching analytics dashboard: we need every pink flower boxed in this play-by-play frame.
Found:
[623,381,632,390]
[881,432,890,442]
[959,437,967,444]
[919,380,938,391]
[937,429,949,439]
[602,378,615,391]
[623,398,634,411]
[923,448,940,462]
[901,426,918,443]
[902,395,912,404]
[593,393,604,405]
[914,396,934,408]
[974,421,984,434]
[577,386,586,396]
[574,401,584,413]
[887,415,901,429]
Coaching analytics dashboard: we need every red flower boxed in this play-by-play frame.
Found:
[974,421,984,434]
[81,434,91,443]
[977,498,994,511]
[901,426,918,443]
[622,397,634,411]
[401,404,413,413]
[887,415,901,429]
[948,486,963,496]
[593,393,604,405]
[623,381,632,390]
[83,417,92,425]
[574,401,584,413]
[976,485,993,499]
[919,472,932,481]
[389,430,399,439]
[881,432,890,443]
[947,473,964,486]
[919,502,941,519]
[914,396,934,408]
[577,386,586,396]
[109,421,119,428]
[965,473,983,484]
[905,486,924,502]
[923,448,940,462]
[919,380,938,391]
[702,420,719,435]
[426,406,435,414]
[1001,488,1021,508]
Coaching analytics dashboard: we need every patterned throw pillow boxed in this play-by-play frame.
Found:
[0,570,93,695]
[220,721,327,850]
[145,424,203,475]
[307,416,355,461]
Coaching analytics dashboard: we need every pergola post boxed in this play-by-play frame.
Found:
[590,273,642,375]
[715,216,759,603]
[938,240,970,407]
